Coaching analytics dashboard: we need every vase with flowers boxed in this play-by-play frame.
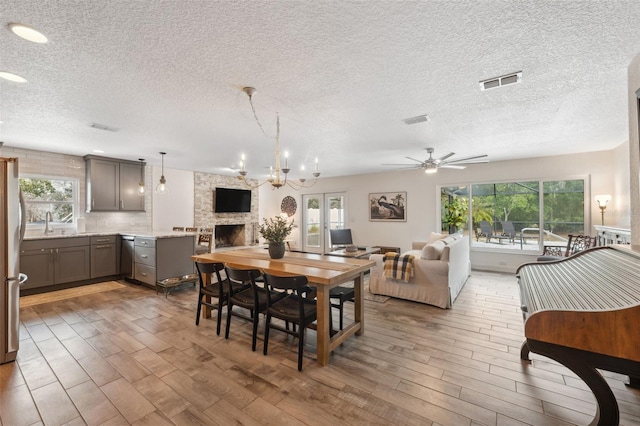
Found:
[258,216,294,259]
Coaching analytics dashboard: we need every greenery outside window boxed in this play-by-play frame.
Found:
[470,181,540,249]
[440,178,586,252]
[19,176,77,230]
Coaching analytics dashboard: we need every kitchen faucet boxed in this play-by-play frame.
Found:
[44,211,53,235]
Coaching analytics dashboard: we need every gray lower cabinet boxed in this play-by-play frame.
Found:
[132,236,194,286]
[90,235,118,278]
[20,248,55,289]
[21,237,91,290]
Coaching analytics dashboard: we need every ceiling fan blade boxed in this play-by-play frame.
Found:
[382,163,420,167]
[405,156,425,164]
[436,152,455,162]
[439,164,466,169]
[443,154,488,164]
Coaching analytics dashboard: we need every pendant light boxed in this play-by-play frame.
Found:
[138,158,145,195]
[155,152,168,194]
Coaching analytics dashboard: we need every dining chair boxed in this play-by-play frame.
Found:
[329,286,353,330]
[263,273,317,371]
[195,261,248,335]
[194,231,213,254]
[224,266,286,351]
[538,234,597,261]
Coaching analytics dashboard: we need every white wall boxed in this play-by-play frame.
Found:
[152,166,195,231]
[629,52,640,244]
[612,140,631,228]
[260,148,629,273]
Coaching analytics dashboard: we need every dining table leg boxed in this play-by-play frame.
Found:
[354,272,364,335]
[316,285,330,366]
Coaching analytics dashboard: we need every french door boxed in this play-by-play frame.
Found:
[301,192,347,253]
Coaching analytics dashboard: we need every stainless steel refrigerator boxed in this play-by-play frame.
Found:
[1,156,27,364]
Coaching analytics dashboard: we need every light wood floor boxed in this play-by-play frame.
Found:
[2,272,640,426]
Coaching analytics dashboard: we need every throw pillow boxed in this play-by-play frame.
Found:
[422,240,445,260]
[427,232,446,244]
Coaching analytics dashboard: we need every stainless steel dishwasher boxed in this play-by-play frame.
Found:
[121,235,135,281]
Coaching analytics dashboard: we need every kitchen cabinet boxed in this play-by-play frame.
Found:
[132,235,194,287]
[85,155,145,212]
[20,237,91,290]
[90,235,118,278]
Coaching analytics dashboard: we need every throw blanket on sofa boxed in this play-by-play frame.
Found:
[383,253,415,282]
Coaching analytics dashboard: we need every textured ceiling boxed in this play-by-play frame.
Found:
[2,1,640,178]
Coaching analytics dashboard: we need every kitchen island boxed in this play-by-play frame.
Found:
[21,231,195,294]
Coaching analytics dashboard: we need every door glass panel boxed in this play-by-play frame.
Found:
[302,192,347,253]
[327,194,346,231]
[302,194,322,253]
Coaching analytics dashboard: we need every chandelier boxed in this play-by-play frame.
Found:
[237,87,320,190]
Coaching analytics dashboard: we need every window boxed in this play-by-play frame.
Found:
[19,176,77,229]
[440,178,586,252]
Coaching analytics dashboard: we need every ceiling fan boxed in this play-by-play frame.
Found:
[383,147,488,174]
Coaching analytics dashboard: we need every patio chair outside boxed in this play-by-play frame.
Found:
[478,221,510,244]
[501,221,518,244]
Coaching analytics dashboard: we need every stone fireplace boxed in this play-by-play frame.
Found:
[215,224,246,248]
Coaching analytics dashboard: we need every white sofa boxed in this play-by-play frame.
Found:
[369,234,470,308]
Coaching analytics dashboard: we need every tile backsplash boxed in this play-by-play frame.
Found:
[3,145,152,233]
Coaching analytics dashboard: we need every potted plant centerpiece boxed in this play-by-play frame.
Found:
[258,216,294,259]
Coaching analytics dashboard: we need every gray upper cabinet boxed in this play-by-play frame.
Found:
[119,162,145,211]
[85,155,145,212]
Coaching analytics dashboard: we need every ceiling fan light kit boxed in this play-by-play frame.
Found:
[383,147,488,174]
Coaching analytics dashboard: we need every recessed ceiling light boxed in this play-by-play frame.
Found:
[402,114,430,125]
[89,122,119,132]
[9,23,48,43]
[0,72,27,83]
[92,149,105,154]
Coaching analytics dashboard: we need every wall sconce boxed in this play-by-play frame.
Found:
[595,194,611,226]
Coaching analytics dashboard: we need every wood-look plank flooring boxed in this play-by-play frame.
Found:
[2,271,640,425]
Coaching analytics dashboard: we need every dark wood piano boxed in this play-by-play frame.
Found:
[517,245,640,426]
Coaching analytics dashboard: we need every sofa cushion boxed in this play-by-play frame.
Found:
[422,240,445,260]
[442,236,456,245]
[441,245,451,261]
[427,232,447,244]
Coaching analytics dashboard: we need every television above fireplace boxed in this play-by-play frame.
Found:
[214,187,251,213]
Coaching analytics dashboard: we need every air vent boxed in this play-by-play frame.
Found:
[402,114,429,125]
[89,122,119,132]
[479,71,522,91]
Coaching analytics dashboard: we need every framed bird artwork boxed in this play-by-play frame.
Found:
[369,192,406,221]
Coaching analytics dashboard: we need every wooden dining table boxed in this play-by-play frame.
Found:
[192,247,375,366]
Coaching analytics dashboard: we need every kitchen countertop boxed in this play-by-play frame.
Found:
[23,230,196,241]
